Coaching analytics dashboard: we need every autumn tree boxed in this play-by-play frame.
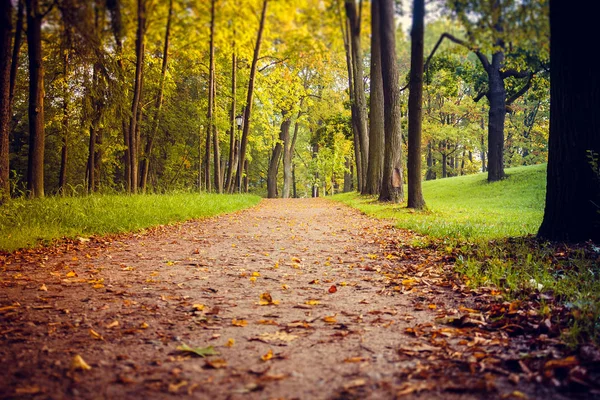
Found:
[537,0,600,242]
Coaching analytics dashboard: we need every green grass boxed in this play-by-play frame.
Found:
[333,164,546,240]
[0,192,261,252]
[333,164,600,344]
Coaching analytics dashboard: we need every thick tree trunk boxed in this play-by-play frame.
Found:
[267,113,290,198]
[407,0,425,209]
[0,0,13,202]
[238,0,268,192]
[486,52,506,182]
[141,0,172,193]
[378,0,403,203]
[364,0,384,195]
[538,0,600,243]
[345,0,369,190]
[128,0,146,194]
[26,0,45,198]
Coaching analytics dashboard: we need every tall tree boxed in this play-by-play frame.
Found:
[538,0,600,242]
[128,0,146,194]
[237,0,268,192]
[407,0,425,208]
[140,0,173,193]
[267,111,291,198]
[204,0,217,192]
[224,37,237,193]
[344,0,369,191]
[440,0,547,182]
[0,0,13,202]
[25,0,46,198]
[364,0,384,195]
[378,0,403,202]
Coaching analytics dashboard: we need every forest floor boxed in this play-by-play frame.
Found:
[0,198,598,399]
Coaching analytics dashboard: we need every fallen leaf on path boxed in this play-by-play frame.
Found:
[344,357,366,363]
[176,343,219,358]
[259,292,279,306]
[232,319,248,327]
[257,331,298,343]
[39,284,48,291]
[226,338,235,347]
[204,358,228,369]
[192,304,205,311]
[168,381,188,393]
[257,319,278,325]
[66,271,77,277]
[89,329,104,340]
[106,320,119,329]
[328,285,337,293]
[71,354,92,371]
[343,379,366,390]
[305,300,320,306]
[323,315,337,324]
[261,349,274,361]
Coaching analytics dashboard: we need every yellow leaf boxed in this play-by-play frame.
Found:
[367,254,378,260]
[259,292,279,306]
[257,319,278,325]
[106,320,119,329]
[340,281,348,287]
[232,319,248,327]
[192,304,205,311]
[344,357,366,363]
[71,354,92,371]
[249,277,257,282]
[89,329,104,340]
[281,284,290,290]
[261,349,274,361]
[205,359,227,369]
[273,262,279,269]
[323,315,337,324]
[252,272,261,277]
[291,257,301,263]
[402,279,416,286]
[305,300,320,306]
[66,271,77,277]
[168,381,188,393]
[324,261,331,266]
[140,322,149,329]
[39,284,48,291]
[93,284,105,289]
[226,338,235,347]
[428,304,437,310]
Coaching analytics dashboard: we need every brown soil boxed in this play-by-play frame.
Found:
[0,199,593,399]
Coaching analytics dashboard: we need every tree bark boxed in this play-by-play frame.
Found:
[267,112,291,198]
[538,0,600,242]
[282,111,300,198]
[407,0,426,209]
[141,0,172,193]
[486,51,506,182]
[58,25,70,195]
[378,0,403,203]
[345,0,369,190]
[9,0,24,104]
[128,0,146,194]
[0,0,13,202]
[237,0,268,192]
[225,42,237,193]
[364,0,384,195]
[26,0,45,198]
[407,0,425,209]
[212,76,222,193]
[204,0,216,192]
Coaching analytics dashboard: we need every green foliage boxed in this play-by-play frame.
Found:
[0,192,260,252]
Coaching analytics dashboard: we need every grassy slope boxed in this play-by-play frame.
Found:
[0,193,261,252]
[334,164,547,240]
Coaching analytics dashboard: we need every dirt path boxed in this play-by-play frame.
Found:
[0,199,589,399]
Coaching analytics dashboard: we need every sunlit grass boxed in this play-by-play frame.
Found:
[333,164,546,240]
[0,192,261,252]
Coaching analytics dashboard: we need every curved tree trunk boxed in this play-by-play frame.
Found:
[267,113,291,198]
[364,0,384,195]
[26,0,45,198]
[238,0,268,192]
[378,0,403,203]
[538,0,600,242]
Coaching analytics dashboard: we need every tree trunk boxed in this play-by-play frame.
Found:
[58,26,70,195]
[225,43,237,192]
[0,0,13,202]
[267,113,290,198]
[141,0,172,193]
[425,141,435,180]
[128,0,145,194]
[282,113,300,198]
[9,0,24,104]
[486,51,506,182]
[378,0,403,203]
[212,78,222,193]
[364,0,384,195]
[407,0,425,209]
[345,0,369,190]
[238,0,268,192]
[343,157,352,192]
[26,0,45,198]
[292,163,297,198]
[538,0,600,242]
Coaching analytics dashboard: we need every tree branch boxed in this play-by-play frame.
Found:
[506,73,534,106]
[501,69,529,79]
